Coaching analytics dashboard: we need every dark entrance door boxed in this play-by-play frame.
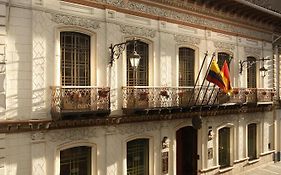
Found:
[176,126,198,175]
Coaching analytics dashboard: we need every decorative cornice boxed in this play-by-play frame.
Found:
[174,34,200,45]
[119,24,156,38]
[31,131,45,141]
[244,46,262,56]
[117,122,160,135]
[51,13,100,30]
[214,41,235,51]
[76,0,272,41]
[47,127,97,142]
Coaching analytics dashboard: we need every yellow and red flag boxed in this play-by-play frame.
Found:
[221,60,232,94]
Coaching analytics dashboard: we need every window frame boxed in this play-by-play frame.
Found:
[216,124,235,169]
[54,27,96,87]
[60,31,91,86]
[123,136,154,175]
[178,47,195,87]
[55,142,97,175]
[247,123,258,161]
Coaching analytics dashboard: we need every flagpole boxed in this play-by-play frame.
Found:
[187,51,208,106]
[200,82,211,105]
[193,52,216,106]
[205,85,216,105]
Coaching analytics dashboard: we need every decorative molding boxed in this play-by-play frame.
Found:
[31,132,45,141]
[117,122,160,135]
[86,0,272,41]
[119,24,156,38]
[214,41,235,51]
[47,127,97,142]
[244,46,261,56]
[51,13,100,30]
[174,34,201,45]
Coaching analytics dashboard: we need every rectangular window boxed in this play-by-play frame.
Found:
[219,127,230,168]
[127,139,149,175]
[247,57,257,88]
[127,41,149,86]
[179,48,195,86]
[60,146,91,175]
[248,123,257,160]
[61,32,91,86]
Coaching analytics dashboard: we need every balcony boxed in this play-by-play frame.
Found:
[122,86,275,114]
[51,86,110,120]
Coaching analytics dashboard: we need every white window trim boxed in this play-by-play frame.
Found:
[121,36,154,87]
[123,135,154,175]
[54,26,97,86]
[245,122,261,161]
[215,123,236,169]
[175,44,199,87]
[55,141,97,175]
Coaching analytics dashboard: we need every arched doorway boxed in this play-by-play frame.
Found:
[176,126,198,175]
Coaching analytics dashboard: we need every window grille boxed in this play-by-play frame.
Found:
[60,146,91,175]
[179,47,195,86]
[247,56,257,88]
[60,32,91,86]
[127,41,149,86]
[127,139,149,175]
[218,52,231,69]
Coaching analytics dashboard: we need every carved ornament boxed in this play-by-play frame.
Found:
[51,13,100,30]
[214,41,235,51]
[244,46,261,56]
[174,35,200,45]
[31,132,45,141]
[89,0,271,41]
[119,24,156,38]
[117,122,160,135]
[47,127,97,142]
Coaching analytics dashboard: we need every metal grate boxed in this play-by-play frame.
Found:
[60,146,91,175]
[179,47,195,86]
[127,139,149,175]
[127,41,149,86]
[61,32,90,86]
[217,52,231,69]
[247,56,257,88]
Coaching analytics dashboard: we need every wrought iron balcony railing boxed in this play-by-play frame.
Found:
[51,86,110,120]
[122,86,275,111]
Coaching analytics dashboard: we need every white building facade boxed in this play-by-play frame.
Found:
[0,0,281,174]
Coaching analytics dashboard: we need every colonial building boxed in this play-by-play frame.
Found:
[0,0,281,174]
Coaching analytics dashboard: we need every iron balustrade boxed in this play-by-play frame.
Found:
[122,87,275,110]
[51,86,110,119]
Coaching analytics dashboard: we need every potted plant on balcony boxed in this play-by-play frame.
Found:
[160,90,169,99]
[98,89,109,99]
[261,91,267,96]
[139,91,149,101]
[178,91,185,97]
[244,90,249,96]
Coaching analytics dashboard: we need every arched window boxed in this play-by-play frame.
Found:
[179,47,195,86]
[60,146,91,175]
[126,41,149,86]
[60,32,91,86]
[248,123,257,160]
[218,52,231,70]
[127,138,149,175]
[247,56,257,88]
[218,127,231,168]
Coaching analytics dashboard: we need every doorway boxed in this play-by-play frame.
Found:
[176,126,198,175]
